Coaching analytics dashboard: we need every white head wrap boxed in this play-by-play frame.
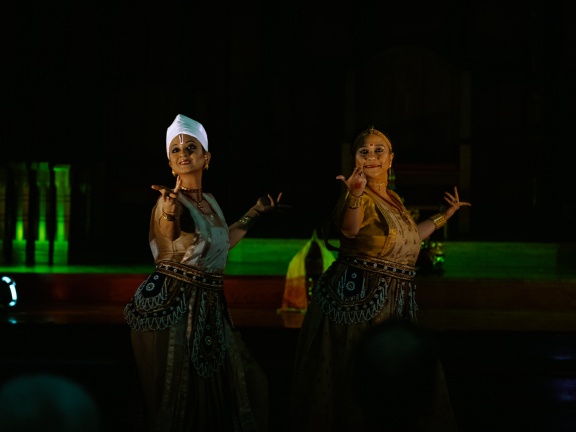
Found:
[166,114,208,157]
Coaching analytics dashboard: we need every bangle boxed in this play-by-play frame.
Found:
[429,213,446,230]
[238,211,260,230]
[162,209,178,222]
[346,191,363,209]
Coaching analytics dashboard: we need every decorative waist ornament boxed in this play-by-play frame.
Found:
[124,261,228,378]
[312,255,417,325]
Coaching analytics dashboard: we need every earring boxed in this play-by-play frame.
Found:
[204,155,210,171]
[169,161,177,177]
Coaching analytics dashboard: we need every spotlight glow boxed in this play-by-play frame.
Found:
[1,276,17,307]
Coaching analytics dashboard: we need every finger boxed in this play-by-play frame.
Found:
[152,184,173,192]
[336,175,346,181]
[164,185,176,200]
[173,176,182,193]
[277,192,283,203]
[153,185,173,202]
[443,196,459,207]
[453,186,460,201]
[267,193,275,207]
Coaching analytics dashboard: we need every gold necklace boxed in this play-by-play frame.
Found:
[367,180,388,191]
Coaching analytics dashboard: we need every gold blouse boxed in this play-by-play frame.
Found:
[337,188,421,267]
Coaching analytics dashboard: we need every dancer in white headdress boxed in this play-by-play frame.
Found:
[126,114,282,431]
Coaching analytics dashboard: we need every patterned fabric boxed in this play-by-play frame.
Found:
[127,194,268,431]
[125,271,188,332]
[337,188,421,267]
[314,257,418,325]
[124,262,229,378]
[288,189,457,432]
[125,263,224,331]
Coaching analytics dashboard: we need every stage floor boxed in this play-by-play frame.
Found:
[0,241,575,430]
[0,322,574,432]
[2,271,575,331]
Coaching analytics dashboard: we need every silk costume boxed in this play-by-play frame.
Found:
[125,193,268,432]
[289,188,457,432]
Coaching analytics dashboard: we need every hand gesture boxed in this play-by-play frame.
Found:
[253,192,285,214]
[336,165,366,196]
[443,186,471,219]
[151,175,182,214]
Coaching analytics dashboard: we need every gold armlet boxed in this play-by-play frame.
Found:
[238,211,261,230]
[345,191,363,209]
[429,213,447,230]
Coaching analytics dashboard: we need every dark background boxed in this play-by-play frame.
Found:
[2,0,575,265]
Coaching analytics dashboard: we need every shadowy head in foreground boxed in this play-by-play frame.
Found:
[0,373,101,432]
[351,319,439,431]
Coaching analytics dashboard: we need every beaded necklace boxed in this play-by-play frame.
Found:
[180,186,205,212]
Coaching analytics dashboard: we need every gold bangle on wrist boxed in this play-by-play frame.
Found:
[162,209,178,222]
[346,191,363,209]
[429,213,446,230]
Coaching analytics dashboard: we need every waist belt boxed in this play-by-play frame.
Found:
[339,255,416,280]
[155,261,224,289]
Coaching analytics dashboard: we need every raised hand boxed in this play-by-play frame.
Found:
[336,164,366,196]
[443,186,471,219]
[253,192,285,214]
[151,175,182,215]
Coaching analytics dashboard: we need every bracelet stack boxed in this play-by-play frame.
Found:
[429,213,447,230]
[345,191,363,209]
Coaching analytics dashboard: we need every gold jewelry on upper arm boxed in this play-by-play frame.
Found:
[428,213,447,230]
